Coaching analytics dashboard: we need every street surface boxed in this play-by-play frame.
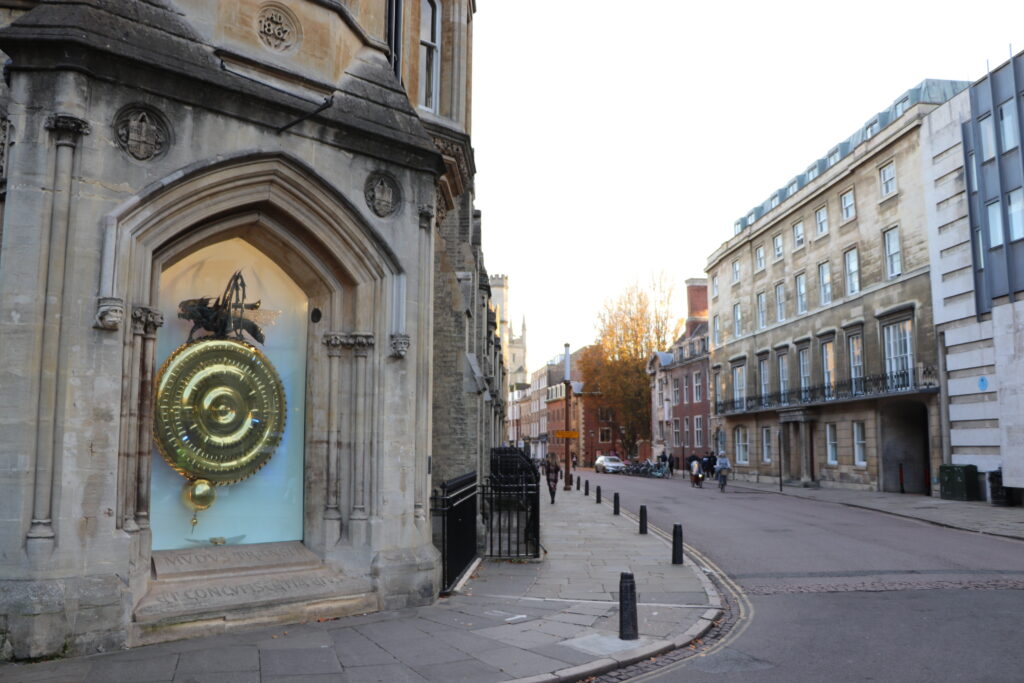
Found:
[582,470,1024,683]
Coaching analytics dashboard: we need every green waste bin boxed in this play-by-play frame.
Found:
[939,464,979,501]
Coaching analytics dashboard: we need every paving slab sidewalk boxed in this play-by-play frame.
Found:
[732,479,1024,541]
[0,482,719,683]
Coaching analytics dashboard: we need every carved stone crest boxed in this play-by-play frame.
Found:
[257,3,301,51]
[114,107,170,161]
[365,172,401,217]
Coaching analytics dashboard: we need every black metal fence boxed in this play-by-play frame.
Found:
[483,448,540,559]
[430,471,478,594]
[716,366,938,416]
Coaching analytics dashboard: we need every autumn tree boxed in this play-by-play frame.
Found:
[580,279,674,457]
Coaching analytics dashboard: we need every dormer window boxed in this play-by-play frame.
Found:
[787,181,798,196]
[865,120,879,138]
[827,148,841,166]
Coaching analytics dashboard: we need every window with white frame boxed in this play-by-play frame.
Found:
[683,375,690,403]
[806,165,819,181]
[827,148,840,166]
[854,421,867,466]
[826,423,838,464]
[758,357,769,405]
[778,354,789,401]
[755,246,765,271]
[658,421,664,441]
[672,377,680,405]
[1000,100,1019,152]
[732,365,745,404]
[1009,188,1024,241]
[980,115,996,161]
[883,319,914,390]
[771,194,780,209]
[819,262,832,305]
[733,303,742,336]
[694,416,703,447]
[762,427,772,463]
[822,340,835,399]
[734,221,743,235]
[773,234,784,259]
[418,0,440,112]
[793,221,805,248]
[798,347,810,400]
[848,333,864,394]
[841,190,856,221]
[684,417,690,446]
[734,426,749,464]
[787,181,798,195]
[713,315,720,345]
[815,206,829,235]
[732,260,741,283]
[673,418,681,447]
[757,292,767,329]
[879,162,896,196]
[795,273,807,314]
[599,427,611,442]
[712,274,719,298]
[884,228,902,278]
[747,211,756,225]
[865,120,879,138]
[693,372,702,402]
[895,97,908,117]
[845,248,860,295]
[988,200,1004,247]
[775,283,785,321]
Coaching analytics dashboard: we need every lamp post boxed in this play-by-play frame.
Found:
[563,343,573,490]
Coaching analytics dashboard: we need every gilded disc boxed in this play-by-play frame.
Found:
[153,339,286,485]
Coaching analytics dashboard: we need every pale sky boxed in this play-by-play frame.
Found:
[472,0,1024,373]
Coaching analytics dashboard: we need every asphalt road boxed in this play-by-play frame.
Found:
[580,470,1024,683]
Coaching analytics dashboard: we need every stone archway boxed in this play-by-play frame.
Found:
[95,154,415,637]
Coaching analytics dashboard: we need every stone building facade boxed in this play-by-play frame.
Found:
[0,0,497,660]
[707,80,968,493]
[924,54,1024,496]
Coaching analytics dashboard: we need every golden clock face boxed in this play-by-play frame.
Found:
[153,339,286,485]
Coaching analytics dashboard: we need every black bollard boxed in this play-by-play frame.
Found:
[576,477,580,491]
[619,572,639,640]
[596,486,602,504]
[672,524,684,564]
[639,505,648,534]
[585,480,590,496]
[613,492,620,515]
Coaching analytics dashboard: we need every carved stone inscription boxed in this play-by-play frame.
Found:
[152,541,318,579]
[257,4,299,51]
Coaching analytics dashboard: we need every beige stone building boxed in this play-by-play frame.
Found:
[707,80,968,494]
[0,0,499,660]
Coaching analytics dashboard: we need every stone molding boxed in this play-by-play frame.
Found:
[45,114,90,142]
[323,332,375,357]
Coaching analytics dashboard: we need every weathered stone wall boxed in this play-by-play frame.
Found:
[0,0,444,659]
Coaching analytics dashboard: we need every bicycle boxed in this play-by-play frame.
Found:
[717,470,729,492]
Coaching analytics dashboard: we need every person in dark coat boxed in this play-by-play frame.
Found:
[544,455,561,504]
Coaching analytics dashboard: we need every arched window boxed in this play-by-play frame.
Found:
[419,0,440,111]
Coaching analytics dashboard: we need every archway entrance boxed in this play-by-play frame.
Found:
[880,400,930,494]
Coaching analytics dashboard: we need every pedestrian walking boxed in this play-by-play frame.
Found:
[543,454,560,504]
[714,454,732,492]
[690,457,703,488]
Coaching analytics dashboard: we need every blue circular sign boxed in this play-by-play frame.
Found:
[978,376,989,391]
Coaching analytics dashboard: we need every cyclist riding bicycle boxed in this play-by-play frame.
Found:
[714,453,732,492]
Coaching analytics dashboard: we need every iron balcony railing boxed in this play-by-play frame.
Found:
[715,366,938,416]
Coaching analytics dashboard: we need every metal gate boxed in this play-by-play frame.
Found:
[430,471,478,593]
[482,448,540,559]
